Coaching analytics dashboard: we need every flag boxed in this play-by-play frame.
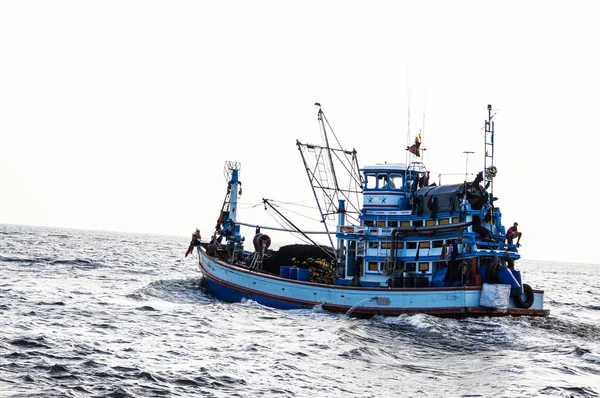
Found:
[408,144,420,157]
[185,244,194,257]
[407,136,421,157]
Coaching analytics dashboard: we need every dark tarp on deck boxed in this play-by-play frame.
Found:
[413,182,487,214]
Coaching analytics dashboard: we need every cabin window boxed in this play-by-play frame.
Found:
[413,220,424,227]
[439,218,450,225]
[381,242,392,249]
[377,174,388,189]
[452,217,459,224]
[407,242,417,249]
[400,220,410,227]
[419,241,430,248]
[368,261,379,271]
[405,262,416,272]
[368,242,379,249]
[389,174,403,189]
[394,242,405,249]
[419,262,430,272]
[357,241,365,256]
[364,220,374,227]
[432,240,444,248]
[377,220,386,227]
[388,221,398,227]
[366,174,377,189]
[426,220,436,226]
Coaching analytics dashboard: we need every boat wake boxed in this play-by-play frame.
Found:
[130,278,214,304]
[528,316,600,341]
[0,254,104,269]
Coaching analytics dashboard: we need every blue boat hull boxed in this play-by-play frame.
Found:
[204,277,312,310]
[198,248,548,318]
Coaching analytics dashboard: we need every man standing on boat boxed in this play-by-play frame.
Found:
[185,229,201,257]
[506,222,522,246]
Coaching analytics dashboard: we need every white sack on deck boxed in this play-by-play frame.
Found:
[479,283,511,309]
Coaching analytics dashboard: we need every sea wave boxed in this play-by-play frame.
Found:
[1,224,600,397]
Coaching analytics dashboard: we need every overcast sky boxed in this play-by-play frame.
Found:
[1,1,599,264]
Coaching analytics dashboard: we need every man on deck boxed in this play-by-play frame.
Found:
[506,222,522,246]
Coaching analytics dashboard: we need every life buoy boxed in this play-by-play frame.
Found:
[253,233,271,252]
[514,283,534,309]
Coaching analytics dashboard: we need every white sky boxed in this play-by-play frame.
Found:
[1,1,599,264]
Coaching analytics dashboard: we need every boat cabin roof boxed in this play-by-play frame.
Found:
[362,163,408,173]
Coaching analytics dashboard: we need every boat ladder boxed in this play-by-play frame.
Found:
[248,248,265,271]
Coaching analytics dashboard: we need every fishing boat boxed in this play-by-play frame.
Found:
[190,104,548,318]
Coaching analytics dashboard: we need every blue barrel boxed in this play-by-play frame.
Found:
[479,265,487,283]
[279,266,291,279]
[510,269,523,295]
[497,267,521,296]
[289,267,298,280]
[297,268,310,282]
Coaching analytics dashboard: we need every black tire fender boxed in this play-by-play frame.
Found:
[514,283,534,309]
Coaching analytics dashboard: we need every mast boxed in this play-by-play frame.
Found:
[297,138,336,250]
[406,83,411,166]
[296,103,363,251]
[318,105,341,195]
[483,104,496,198]
[222,161,243,249]
[463,151,474,184]
[229,169,240,223]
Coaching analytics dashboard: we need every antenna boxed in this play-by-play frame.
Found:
[483,104,496,198]
[421,84,427,163]
[463,151,475,183]
[406,74,411,151]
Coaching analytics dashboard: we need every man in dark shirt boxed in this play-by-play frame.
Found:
[506,222,522,246]
[185,229,201,257]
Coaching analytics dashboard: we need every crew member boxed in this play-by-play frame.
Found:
[185,229,201,257]
[506,222,522,246]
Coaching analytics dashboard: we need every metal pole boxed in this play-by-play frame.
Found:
[463,151,475,183]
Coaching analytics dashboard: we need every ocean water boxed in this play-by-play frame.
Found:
[1,224,599,398]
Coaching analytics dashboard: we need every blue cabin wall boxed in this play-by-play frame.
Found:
[334,164,516,288]
[362,169,412,211]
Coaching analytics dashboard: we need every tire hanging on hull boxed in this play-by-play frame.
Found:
[514,283,534,308]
